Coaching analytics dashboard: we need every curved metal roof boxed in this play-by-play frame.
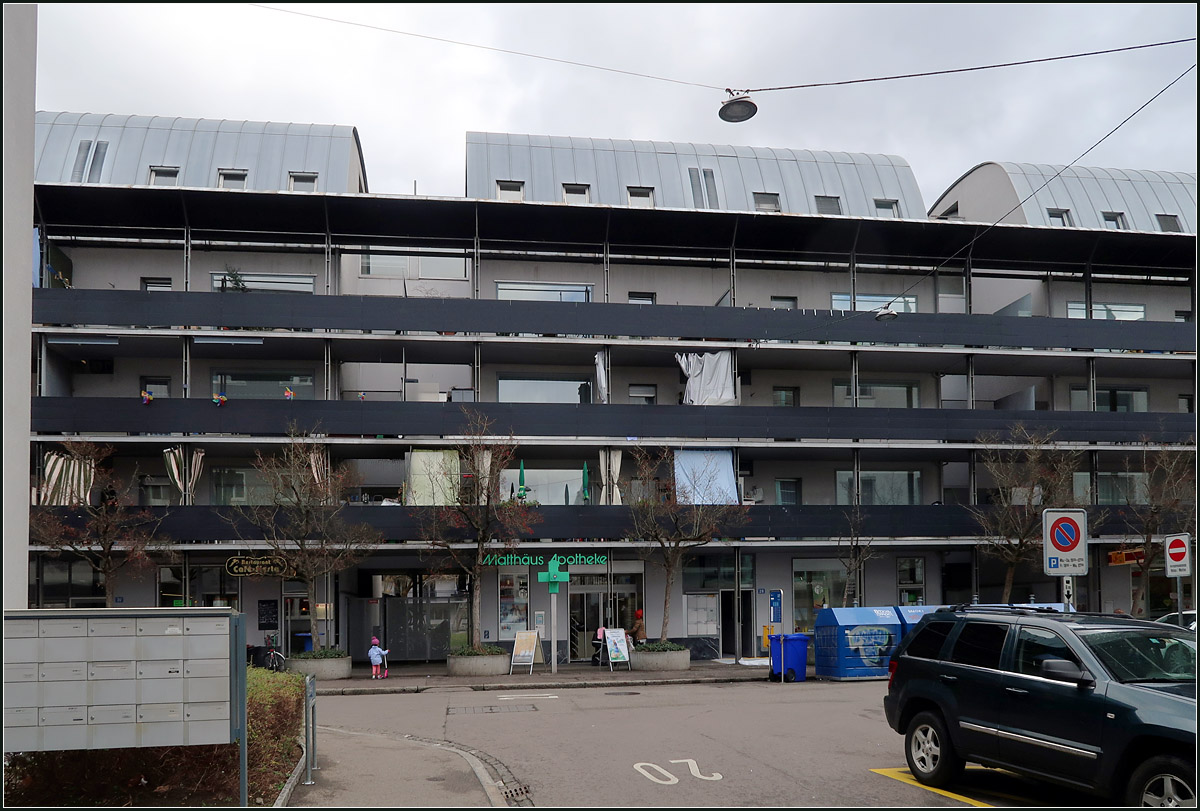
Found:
[34,111,368,193]
[466,132,926,218]
[929,161,1196,233]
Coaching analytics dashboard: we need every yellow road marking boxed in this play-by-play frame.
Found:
[871,767,994,807]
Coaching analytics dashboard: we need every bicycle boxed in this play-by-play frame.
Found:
[264,633,286,672]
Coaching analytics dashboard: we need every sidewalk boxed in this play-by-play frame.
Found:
[284,657,785,807]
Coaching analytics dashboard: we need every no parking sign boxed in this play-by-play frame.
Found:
[1043,509,1088,576]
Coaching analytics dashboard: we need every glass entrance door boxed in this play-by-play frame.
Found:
[568,574,609,660]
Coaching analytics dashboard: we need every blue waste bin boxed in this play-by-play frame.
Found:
[814,607,901,680]
[768,633,809,683]
[895,605,944,638]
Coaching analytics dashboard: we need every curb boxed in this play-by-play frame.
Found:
[273,735,308,807]
[315,670,771,696]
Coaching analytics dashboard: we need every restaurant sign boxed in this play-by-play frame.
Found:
[225,555,289,577]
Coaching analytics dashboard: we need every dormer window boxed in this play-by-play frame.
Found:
[628,187,654,208]
[149,166,179,186]
[218,169,248,189]
[289,172,318,192]
[1047,208,1072,227]
[497,181,524,201]
[1102,211,1128,230]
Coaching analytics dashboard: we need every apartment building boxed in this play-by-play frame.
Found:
[28,115,1196,663]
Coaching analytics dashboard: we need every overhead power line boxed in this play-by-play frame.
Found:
[249,5,1194,94]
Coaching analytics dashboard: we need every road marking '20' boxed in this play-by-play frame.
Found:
[634,759,723,784]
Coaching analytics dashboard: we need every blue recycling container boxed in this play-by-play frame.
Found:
[814,607,902,680]
[896,605,944,638]
[768,633,809,683]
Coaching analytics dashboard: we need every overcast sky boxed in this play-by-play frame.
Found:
[34,3,1198,209]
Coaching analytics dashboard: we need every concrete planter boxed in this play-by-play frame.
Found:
[446,653,511,677]
[630,648,691,671]
[286,655,352,681]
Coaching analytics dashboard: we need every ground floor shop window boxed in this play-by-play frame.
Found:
[792,559,846,635]
[683,553,754,591]
[159,565,185,607]
[188,565,240,610]
[567,562,644,659]
[32,557,105,607]
[498,569,530,640]
[898,557,925,605]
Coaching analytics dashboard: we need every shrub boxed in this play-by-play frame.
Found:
[449,644,506,656]
[287,647,350,659]
[3,666,305,807]
[637,640,688,652]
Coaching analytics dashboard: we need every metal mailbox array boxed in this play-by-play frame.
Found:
[2,608,243,753]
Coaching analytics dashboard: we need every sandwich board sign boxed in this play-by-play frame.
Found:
[1165,534,1192,578]
[604,628,631,671]
[509,630,544,675]
[1043,508,1088,576]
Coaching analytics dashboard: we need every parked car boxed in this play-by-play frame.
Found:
[1154,610,1197,632]
[883,605,1195,806]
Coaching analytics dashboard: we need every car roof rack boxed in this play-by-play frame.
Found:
[942,603,1063,614]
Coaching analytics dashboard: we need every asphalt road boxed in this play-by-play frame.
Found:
[309,678,1099,807]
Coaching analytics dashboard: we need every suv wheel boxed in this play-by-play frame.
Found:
[904,711,964,788]
[1124,755,1195,807]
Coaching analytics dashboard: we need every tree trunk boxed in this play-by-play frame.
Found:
[104,565,117,608]
[1132,560,1152,616]
[1000,562,1016,604]
[659,551,677,642]
[470,565,483,649]
[307,579,322,651]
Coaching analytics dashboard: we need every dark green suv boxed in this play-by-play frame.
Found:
[883,606,1195,806]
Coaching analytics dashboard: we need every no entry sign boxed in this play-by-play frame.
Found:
[1165,534,1192,578]
[1043,509,1088,576]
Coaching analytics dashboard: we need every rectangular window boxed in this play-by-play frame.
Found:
[210,272,315,294]
[1175,310,1192,323]
[836,470,922,505]
[189,565,239,611]
[218,169,248,189]
[814,196,842,215]
[753,192,781,212]
[140,376,171,399]
[628,291,656,305]
[627,187,654,208]
[1181,395,1194,413]
[497,180,524,201]
[628,384,657,405]
[773,386,799,407]
[496,281,591,303]
[898,557,925,606]
[498,570,529,640]
[775,478,800,505]
[832,293,917,313]
[141,277,172,292]
[499,466,585,505]
[1070,386,1148,413]
[874,199,899,217]
[1047,208,1072,227]
[563,183,590,204]
[212,467,253,505]
[834,380,919,408]
[149,166,179,186]
[288,172,318,192]
[159,565,185,608]
[498,377,591,404]
[1156,214,1183,233]
[1066,302,1146,321]
[770,296,797,310]
[688,169,720,209]
[1102,211,1128,230]
[211,370,315,400]
[1073,472,1149,505]
[139,481,173,507]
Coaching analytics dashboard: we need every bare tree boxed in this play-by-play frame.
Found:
[416,408,543,651]
[29,442,171,607]
[1113,438,1197,617]
[624,446,750,642]
[224,425,380,651]
[968,424,1086,603]
[837,505,877,607]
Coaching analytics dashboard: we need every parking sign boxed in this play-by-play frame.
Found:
[1165,534,1192,578]
[1043,509,1088,576]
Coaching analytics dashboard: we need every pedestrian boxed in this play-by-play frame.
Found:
[368,636,389,679]
[591,626,606,666]
[629,609,647,647]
